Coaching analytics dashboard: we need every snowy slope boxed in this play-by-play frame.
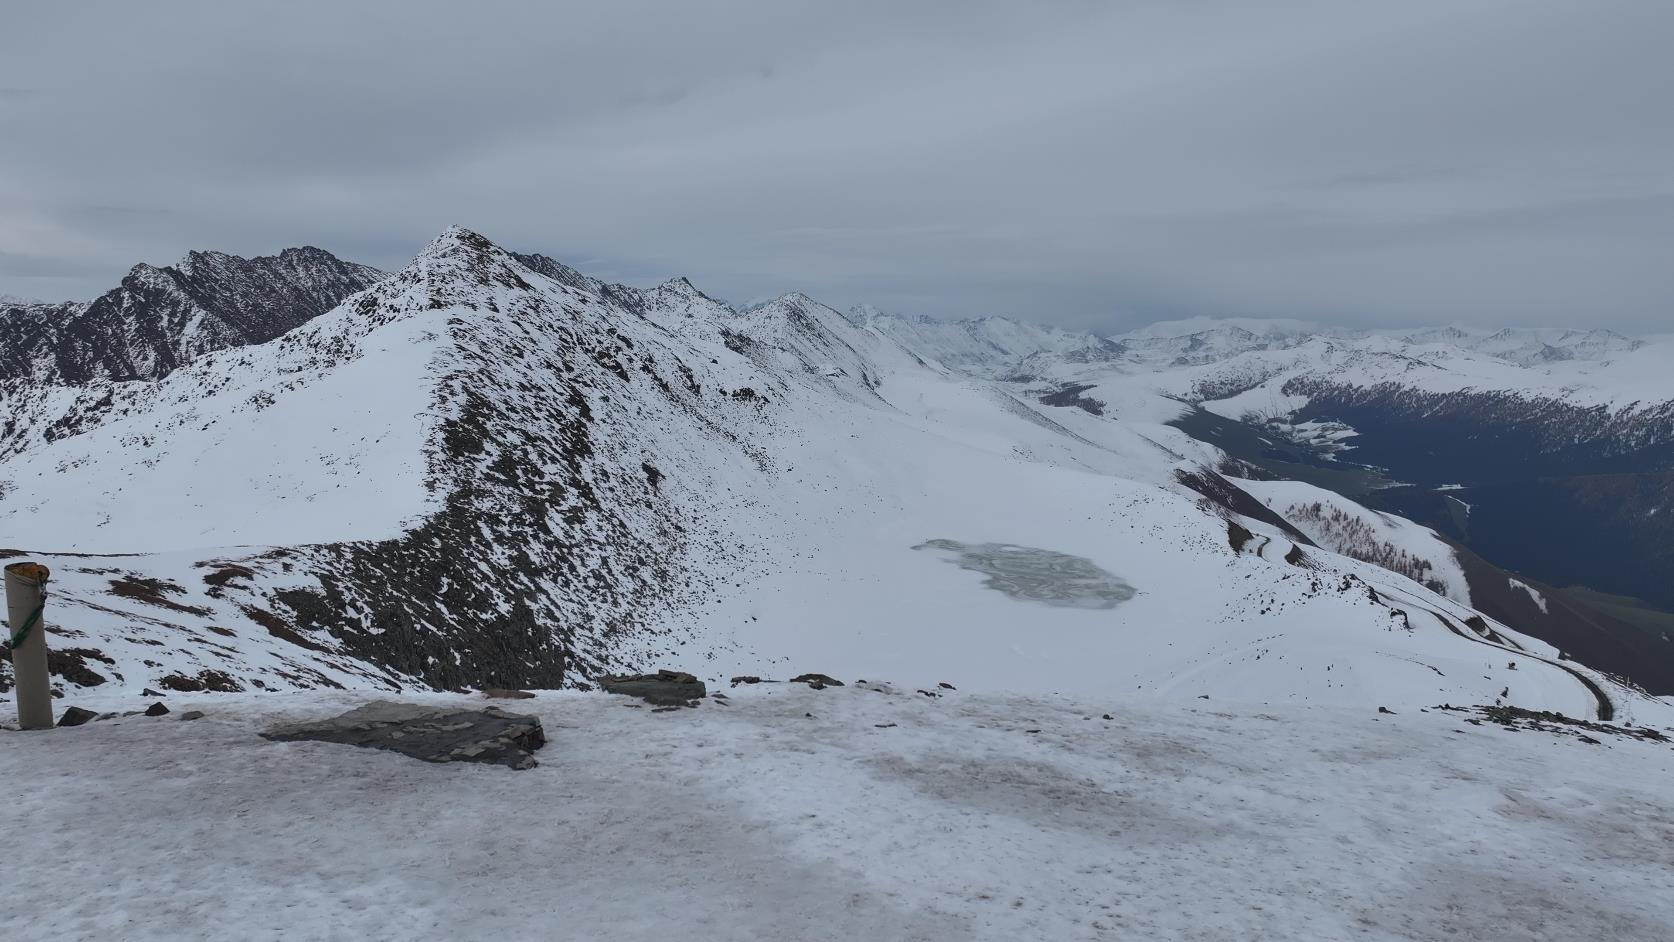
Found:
[1,229,1662,723]
[1239,478,1471,604]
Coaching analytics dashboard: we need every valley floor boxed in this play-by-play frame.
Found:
[6,685,1673,941]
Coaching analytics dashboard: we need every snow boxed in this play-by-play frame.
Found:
[0,310,444,552]
[1200,384,1309,422]
[1238,478,1472,606]
[5,685,1672,941]
[1509,577,1551,614]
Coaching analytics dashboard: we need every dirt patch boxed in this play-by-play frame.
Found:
[240,604,330,652]
[47,648,115,687]
[158,670,245,693]
[200,563,256,591]
[108,576,213,616]
[1226,520,1255,553]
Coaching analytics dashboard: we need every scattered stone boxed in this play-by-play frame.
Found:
[1026,729,1042,734]
[1378,706,1395,715]
[916,689,941,698]
[711,692,729,700]
[790,673,845,689]
[874,723,898,728]
[730,675,765,687]
[1436,704,1670,745]
[598,670,706,705]
[651,706,681,713]
[179,710,205,721]
[142,688,163,697]
[262,701,546,770]
[57,706,97,728]
[804,712,814,718]
[144,702,171,717]
[1197,695,1210,700]
[1577,735,1601,745]
[1102,713,1113,720]
[937,682,956,690]
[483,688,536,700]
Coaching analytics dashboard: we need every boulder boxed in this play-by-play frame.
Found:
[597,670,706,705]
[790,673,845,689]
[57,706,98,728]
[144,702,171,717]
[179,710,206,721]
[262,701,546,770]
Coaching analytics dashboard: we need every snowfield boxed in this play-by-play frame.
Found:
[5,685,1673,941]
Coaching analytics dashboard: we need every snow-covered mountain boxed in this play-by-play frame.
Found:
[1,230,1667,727]
[0,246,383,385]
[866,313,1674,693]
[851,306,1123,376]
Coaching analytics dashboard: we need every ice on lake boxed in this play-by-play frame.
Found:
[913,539,1136,609]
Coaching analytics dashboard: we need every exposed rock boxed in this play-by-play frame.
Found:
[790,673,845,689]
[144,702,170,717]
[142,688,164,697]
[937,682,956,690]
[179,710,206,721]
[158,670,244,693]
[597,669,706,705]
[57,706,97,727]
[730,675,765,687]
[262,701,546,770]
[483,688,536,700]
[47,648,113,688]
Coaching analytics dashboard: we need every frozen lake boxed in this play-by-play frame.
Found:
[914,539,1136,609]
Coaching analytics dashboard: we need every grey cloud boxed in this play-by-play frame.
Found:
[1,0,1670,332]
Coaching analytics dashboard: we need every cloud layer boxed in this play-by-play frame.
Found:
[3,0,1670,330]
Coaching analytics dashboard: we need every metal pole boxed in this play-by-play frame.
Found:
[5,562,52,730]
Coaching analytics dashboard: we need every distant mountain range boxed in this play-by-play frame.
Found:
[2,230,1669,723]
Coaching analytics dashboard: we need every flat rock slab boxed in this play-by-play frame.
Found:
[597,670,706,705]
[262,701,546,770]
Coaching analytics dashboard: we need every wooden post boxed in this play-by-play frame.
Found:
[5,562,53,730]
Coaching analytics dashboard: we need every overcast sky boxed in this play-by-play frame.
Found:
[2,1,1670,331]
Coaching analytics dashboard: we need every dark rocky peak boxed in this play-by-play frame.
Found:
[0,243,384,386]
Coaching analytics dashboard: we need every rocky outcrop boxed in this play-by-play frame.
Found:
[597,670,707,704]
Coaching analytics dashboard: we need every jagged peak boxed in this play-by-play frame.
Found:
[416,225,507,263]
[766,291,826,311]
